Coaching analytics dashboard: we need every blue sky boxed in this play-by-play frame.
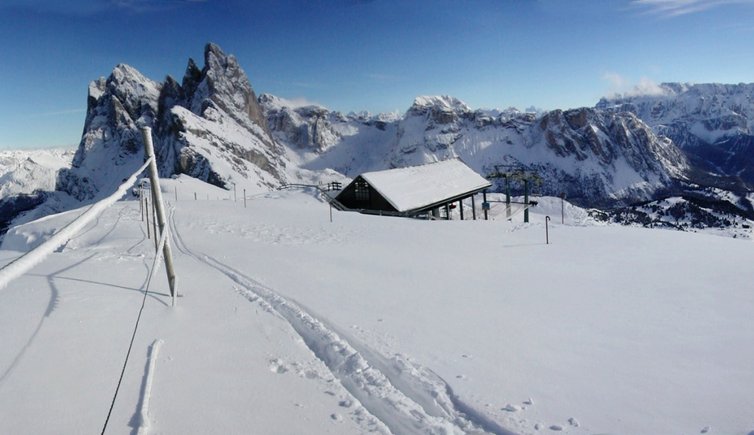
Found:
[2,0,754,149]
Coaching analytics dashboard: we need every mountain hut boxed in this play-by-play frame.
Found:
[334,158,491,219]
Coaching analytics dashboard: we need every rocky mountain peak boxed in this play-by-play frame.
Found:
[58,63,162,200]
[190,43,269,134]
[59,42,288,202]
[408,96,472,125]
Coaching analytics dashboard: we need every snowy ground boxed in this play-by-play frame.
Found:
[1,178,753,435]
[0,148,74,198]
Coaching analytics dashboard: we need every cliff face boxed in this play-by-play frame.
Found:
[598,83,754,185]
[58,43,287,202]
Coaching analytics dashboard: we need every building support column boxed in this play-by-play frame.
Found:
[483,190,488,220]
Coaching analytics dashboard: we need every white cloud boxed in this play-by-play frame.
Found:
[279,97,324,109]
[632,0,754,17]
[627,77,667,96]
[602,71,628,90]
[601,73,669,98]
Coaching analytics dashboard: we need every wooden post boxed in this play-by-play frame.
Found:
[471,195,476,220]
[145,196,151,240]
[233,183,237,202]
[194,192,197,201]
[505,174,511,219]
[141,127,178,306]
[546,216,551,244]
[140,188,144,222]
[151,188,159,251]
[561,192,566,224]
[329,202,333,223]
[243,189,247,208]
[483,190,488,220]
[459,200,464,220]
[524,178,529,223]
[444,203,450,220]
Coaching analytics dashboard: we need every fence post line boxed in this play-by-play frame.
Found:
[141,127,178,306]
[151,188,159,251]
[145,195,151,240]
[243,189,246,208]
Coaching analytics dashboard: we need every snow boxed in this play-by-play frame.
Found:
[358,158,491,212]
[0,160,150,291]
[1,185,753,434]
[411,96,472,113]
[0,148,74,198]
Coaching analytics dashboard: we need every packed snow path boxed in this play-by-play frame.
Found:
[168,207,511,435]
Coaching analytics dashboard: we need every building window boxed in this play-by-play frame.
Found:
[354,180,370,201]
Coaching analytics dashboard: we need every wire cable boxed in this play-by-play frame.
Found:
[101,213,169,435]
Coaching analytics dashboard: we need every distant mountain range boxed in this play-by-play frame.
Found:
[598,83,754,187]
[2,43,753,238]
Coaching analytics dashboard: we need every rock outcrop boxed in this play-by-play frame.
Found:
[58,43,287,201]
[598,83,754,185]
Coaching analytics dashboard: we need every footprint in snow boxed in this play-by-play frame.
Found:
[268,358,288,374]
[330,413,343,422]
[568,417,580,427]
[338,399,353,408]
[701,426,710,434]
[502,404,521,412]
[549,425,563,431]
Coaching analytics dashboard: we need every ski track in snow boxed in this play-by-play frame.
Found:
[168,208,511,435]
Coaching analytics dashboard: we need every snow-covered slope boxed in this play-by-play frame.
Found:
[1,188,752,434]
[0,149,74,199]
[0,148,75,235]
[597,83,754,184]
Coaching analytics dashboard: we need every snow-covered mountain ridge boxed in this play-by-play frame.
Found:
[55,43,693,208]
[0,149,74,236]
[5,44,754,239]
[598,83,754,184]
[267,94,689,207]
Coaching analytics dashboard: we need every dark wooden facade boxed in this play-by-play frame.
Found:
[335,176,397,213]
[335,175,488,219]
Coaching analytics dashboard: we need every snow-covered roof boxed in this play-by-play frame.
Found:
[360,158,491,212]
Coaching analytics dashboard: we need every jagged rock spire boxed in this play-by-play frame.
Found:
[60,42,288,201]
